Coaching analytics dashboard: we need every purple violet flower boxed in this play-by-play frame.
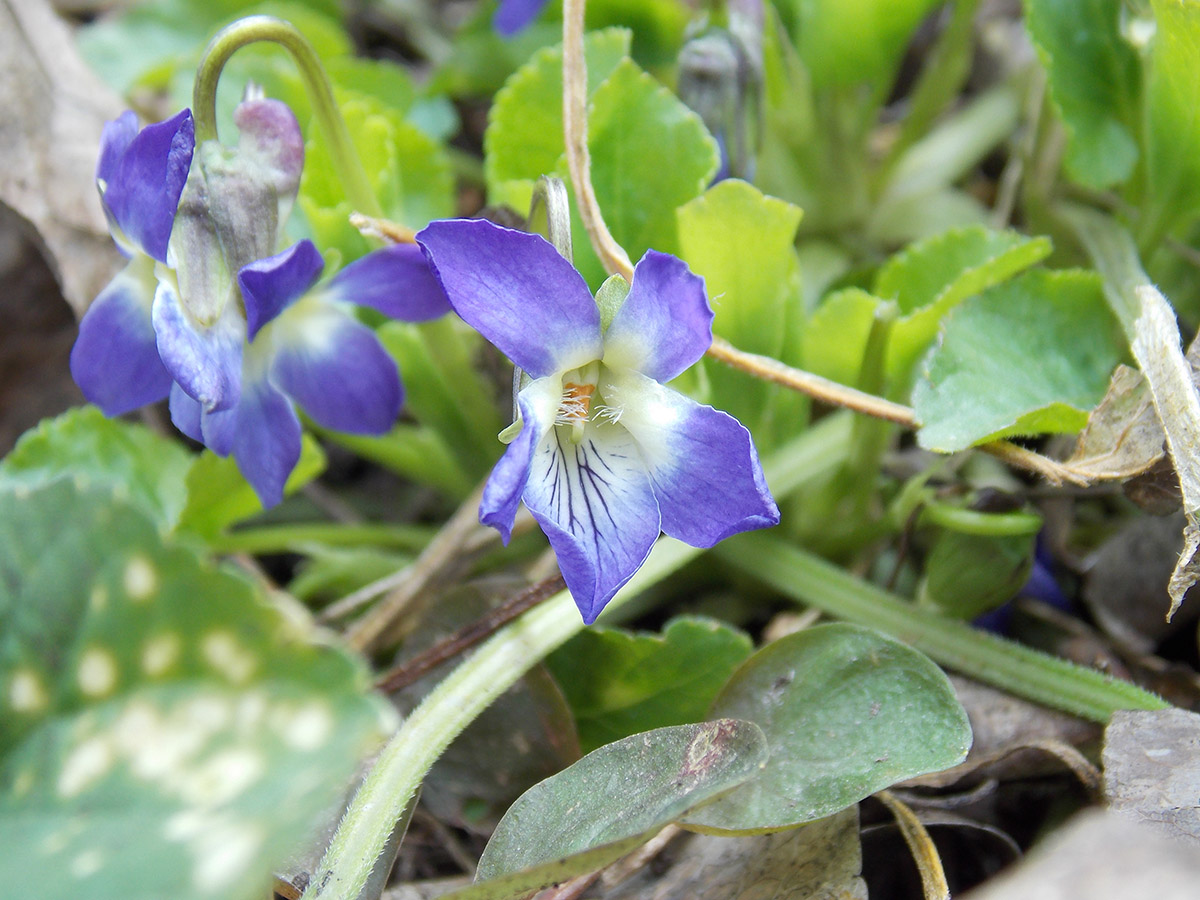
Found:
[70,103,451,507]
[494,0,549,35]
[417,218,779,622]
[70,109,194,415]
[169,238,449,506]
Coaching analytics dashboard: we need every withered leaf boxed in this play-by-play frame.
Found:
[0,0,123,316]
[1065,364,1165,480]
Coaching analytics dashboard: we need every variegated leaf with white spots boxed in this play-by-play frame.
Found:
[0,480,394,900]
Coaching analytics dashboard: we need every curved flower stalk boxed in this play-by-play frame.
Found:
[70,109,195,415]
[171,239,449,505]
[494,0,549,35]
[417,218,779,622]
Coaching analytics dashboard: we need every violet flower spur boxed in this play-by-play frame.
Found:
[417,218,780,623]
[70,109,194,415]
[168,238,450,506]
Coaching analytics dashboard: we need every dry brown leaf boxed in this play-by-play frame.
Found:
[1065,364,1165,480]
[600,807,866,900]
[1129,286,1200,619]
[1064,327,1200,515]
[0,0,123,316]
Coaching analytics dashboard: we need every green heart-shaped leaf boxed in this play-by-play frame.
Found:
[682,624,970,834]
[874,226,1053,384]
[1026,0,1140,189]
[443,720,768,900]
[913,269,1126,452]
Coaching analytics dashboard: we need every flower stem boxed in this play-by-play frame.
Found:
[715,532,1169,722]
[705,335,916,425]
[303,415,855,900]
[562,0,633,280]
[192,15,382,217]
[704,335,1090,486]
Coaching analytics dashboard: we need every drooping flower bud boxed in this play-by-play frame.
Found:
[154,92,305,414]
[167,93,305,328]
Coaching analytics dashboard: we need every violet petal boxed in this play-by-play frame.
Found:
[521,422,661,623]
[480,376,562,543]
[238,240,325,340]
[231,377,302,508]
[200,403,238,457]
[152,278,243,413]
[96,111,138,189]
[100,109,194,264]
[168,383,204,444]
[603,250,713,383]
[269,305,402,434]
[327,243,450,322]
[494,0,549,35]
[417,218,602,378]
[609,370,778,547]
[70,257,172,416]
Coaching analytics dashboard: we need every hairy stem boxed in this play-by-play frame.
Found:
[562,0,633,279]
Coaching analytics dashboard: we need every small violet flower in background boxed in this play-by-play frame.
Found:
[72,103,450,506]
[494,0,549,35]
[70,109,194,416]
[418,218,779,622]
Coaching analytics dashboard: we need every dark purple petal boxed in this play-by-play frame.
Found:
[327,243,450,322]
[152,279,243,412]
[70,258,172,416]
[480,376,561,543]
[417,219,602,378]
[100,109,194,264]
[269,305,402,434]
[603,251,712,383]
[168,384,203,443]
[96,111,138,189]
[239,240,325,340]
[231,377,302,508]
[494,0,549,35]
[609,370,778,547]
[522,422,661,623]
